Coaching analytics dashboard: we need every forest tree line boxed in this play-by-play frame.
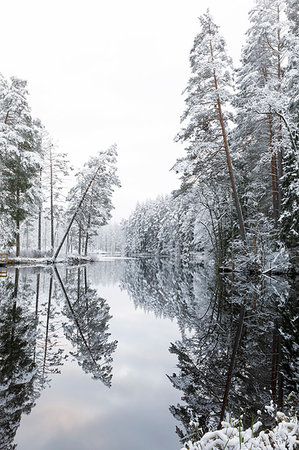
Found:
[123,0,299,271]
[0,75,120,258]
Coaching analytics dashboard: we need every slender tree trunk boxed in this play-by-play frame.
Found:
[38,168,42,253]
[50,147,54,254]
[77,268,81,302]
[209,40,246,242]
[26,222,29,252]
[276,6,283,216]
[66,234,69,255]
[84,214,91,256]
[84,266,88,294]
[35,273,40,318]
[16,219,20,257]
[14,267,19,298]
[78,226,82,255]
[268,114,279,227]
[15,187,21,257]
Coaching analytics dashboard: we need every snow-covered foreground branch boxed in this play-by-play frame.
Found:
[182,413,298,450]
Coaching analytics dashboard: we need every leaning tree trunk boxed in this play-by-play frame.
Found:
[210,40,246,243]
[53,165,101,260]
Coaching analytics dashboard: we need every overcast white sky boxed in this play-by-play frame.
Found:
[1,0,255,221]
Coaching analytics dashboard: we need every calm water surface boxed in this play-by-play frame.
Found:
[2,260,181,450]
[0,258,298,449]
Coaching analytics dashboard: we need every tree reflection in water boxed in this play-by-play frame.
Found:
[0,265,117,447]
[121,259,298,446]
[55,266,117,386]
[0,269,39,448]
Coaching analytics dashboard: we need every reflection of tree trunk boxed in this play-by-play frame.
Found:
[271,319,282,408]
[84,266,88,294]
[10,269,20,346]
[54,266,100,369]
[43,275,53,377]
[77,268,81,302]
[219,304,245,428]
[35,273,40,318]
[33,273,41,363]
[14,268,19,298]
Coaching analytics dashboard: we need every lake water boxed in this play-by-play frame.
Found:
[0,259,298,449]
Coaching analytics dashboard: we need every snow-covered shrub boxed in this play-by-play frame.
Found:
[182,412,298,449]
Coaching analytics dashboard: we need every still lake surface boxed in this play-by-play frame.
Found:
[0,258,298,449]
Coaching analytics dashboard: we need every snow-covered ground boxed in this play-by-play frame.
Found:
[182,413,298,449]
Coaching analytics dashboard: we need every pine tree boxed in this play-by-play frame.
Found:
[279,0,299,254]
[174,11,246,243]
[0,76,42,256]
[233,0,289,234]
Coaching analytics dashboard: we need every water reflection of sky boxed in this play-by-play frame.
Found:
[15,265,181,450]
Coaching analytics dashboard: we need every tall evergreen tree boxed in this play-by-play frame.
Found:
[0,77,42,256]
[233,0,289,233]
[279,0,299,253]
[174,11,246,243]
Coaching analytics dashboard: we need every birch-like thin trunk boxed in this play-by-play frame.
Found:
[50,147,54,254]
[38,168,42,253]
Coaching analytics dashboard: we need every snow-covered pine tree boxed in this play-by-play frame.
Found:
[174,10,246,245]
[279,0,299,255]
[0,77,42,256]
[233,0,289,231]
